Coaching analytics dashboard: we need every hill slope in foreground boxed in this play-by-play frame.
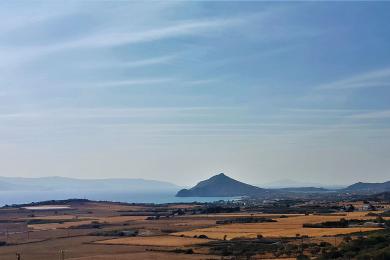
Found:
[176,173,266,197]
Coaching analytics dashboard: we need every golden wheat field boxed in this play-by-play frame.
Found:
[173,212,384,239]
[96,235,214,247]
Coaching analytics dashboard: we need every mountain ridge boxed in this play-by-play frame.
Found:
[176,173,267,197]
[176,174,390,197]
[344,181,390,193]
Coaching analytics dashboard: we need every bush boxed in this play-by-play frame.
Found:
[317,229,390,259]
[172,248,194,254]
[92,229,138,237]
[216,217,276,224]
[185,248,194,254]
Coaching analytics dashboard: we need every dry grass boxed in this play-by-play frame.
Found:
[173,226,381,239]
[85,202,149,212]
[173,212,384,239]
[28,215,147,230]
[186,213,302,218]
[65,252,217,260]
[95,215,147,223]
[22,205,71,210]
[0,236,216,260]
[28,220,95,230]
[1,200,388,260]
[96,235,213,247]
[167,204,201,209]
[26,215,90,220]
[171,219,219,227]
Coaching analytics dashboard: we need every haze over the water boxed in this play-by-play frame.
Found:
[0,2,389,186]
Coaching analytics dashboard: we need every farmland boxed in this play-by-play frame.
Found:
[173,212,384,239]
[96,235,214,247]
[0,198,389,259]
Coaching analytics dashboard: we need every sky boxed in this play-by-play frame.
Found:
[0,1,389,186]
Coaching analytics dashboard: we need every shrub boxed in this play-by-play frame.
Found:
[296,254,310,260]
[185,248,194,254]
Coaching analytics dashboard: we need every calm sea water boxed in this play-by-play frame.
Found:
[0,190,236,206]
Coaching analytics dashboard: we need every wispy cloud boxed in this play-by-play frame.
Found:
[0,18,242,69]
[66,77,221,89]
[79,55,177,69]
[316,67,390,90]
[284,108,365,114]
[0,112,40,119]
[185,79,221,85]
[64,19,241,49]
[0,106,244,121]
[349,110,390,119]
[0,3,77,34]
[88,78,175,88]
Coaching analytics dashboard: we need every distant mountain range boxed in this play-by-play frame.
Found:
[260,179,346,189]
[2,175,389,198]
[0,176,180,192]
[274,187,330,193]
[176,173,269,197]
[176,173,390,197]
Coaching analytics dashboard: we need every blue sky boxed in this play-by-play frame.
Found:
[0,2,389,185]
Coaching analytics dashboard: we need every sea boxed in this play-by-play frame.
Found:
[0,190,237,206]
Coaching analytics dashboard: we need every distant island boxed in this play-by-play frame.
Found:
[1,174,389,199]
[176,173,390,197]
[176,173,268,197]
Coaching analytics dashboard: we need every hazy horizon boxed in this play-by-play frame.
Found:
[1,2,390,186]
[0,174,353,188]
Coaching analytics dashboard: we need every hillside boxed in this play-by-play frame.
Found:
[365,192,390,202]
[176,173,266,197]
[344,181,390,193]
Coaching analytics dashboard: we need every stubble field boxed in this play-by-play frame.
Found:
[173,212,385,239]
